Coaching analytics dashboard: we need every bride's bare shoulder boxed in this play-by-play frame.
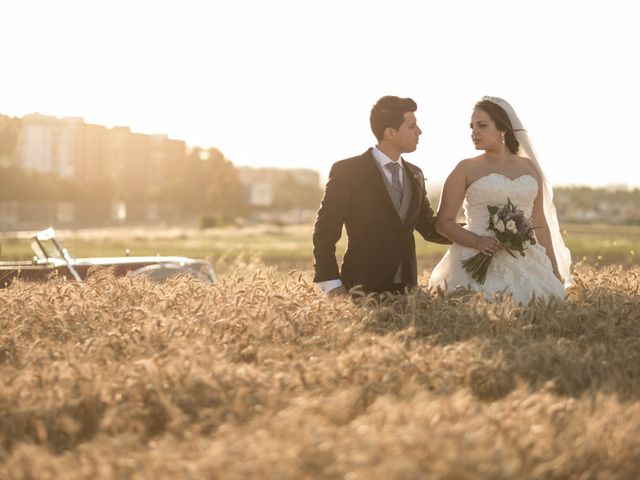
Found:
[445,156,484,186]
[455,155,484,170]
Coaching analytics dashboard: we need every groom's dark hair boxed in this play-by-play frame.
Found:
[370,96,417,141]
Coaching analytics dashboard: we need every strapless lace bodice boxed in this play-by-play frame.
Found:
[429,173,565,304]
[464,173,538,234]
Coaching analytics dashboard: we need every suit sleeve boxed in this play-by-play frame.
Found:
[312,162,350,282]
[415,184,452,245]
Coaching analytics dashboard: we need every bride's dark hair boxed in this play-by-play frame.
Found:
[474,99,520,154]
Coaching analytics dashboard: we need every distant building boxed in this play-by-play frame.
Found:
[237,166,321,207]
[17,114,82,177]
[149,134,186,190]
[0,114,21,168]
[105,127,148,198]
[71,122,110,181]
[16,114,186,194]
[247,182,273,207]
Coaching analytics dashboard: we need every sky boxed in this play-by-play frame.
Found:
[2,0,639,188]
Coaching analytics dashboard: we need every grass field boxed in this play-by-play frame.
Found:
[1,260,639,478]
[1,222,638,272]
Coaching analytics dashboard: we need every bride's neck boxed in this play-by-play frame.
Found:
[483,147,512,163]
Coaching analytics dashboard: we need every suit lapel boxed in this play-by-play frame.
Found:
[361,149,400,218]
[403,160,424,223]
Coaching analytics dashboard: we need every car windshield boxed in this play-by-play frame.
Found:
[30,240,47,260]
[35,238,65,259]
[30,228,66,260]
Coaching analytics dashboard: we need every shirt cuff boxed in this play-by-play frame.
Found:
[316,279,344,294]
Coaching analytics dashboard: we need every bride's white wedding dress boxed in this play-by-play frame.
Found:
[428,173,566,304]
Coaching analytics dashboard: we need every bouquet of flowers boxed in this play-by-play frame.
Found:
[462,197,536,284]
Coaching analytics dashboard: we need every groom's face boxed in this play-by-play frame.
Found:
[391,112,422,153]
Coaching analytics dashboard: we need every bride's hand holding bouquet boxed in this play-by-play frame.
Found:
[462,198,537,284]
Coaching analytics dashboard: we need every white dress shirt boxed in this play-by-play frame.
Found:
[372,146,404,190]
[317,147,404,294]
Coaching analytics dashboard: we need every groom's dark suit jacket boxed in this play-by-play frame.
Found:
[313,148,450,293]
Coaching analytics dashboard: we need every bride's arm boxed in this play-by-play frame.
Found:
[531,175,562,281]
[435,163,502,255]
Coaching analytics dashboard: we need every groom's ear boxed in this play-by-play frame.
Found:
[383,127,396,141]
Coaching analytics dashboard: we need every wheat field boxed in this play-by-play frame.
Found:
[1,261,640,479]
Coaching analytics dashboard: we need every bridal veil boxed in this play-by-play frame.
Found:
[482,96,574,287]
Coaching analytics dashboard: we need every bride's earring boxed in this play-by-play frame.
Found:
[501,133,506,144]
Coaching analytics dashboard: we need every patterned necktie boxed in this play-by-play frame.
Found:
[385,162,403,206]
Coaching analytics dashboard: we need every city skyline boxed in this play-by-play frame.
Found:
[2,0,638,188]
[2,111,322,181]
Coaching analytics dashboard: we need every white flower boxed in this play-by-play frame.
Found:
[495,220,505,232]
[522,240,530,250]
[506,220,517,233]
[491,214,499,225]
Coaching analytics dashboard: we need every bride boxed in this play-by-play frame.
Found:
[428,96,572,304]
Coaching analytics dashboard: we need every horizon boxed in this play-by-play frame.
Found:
[4,109,637,191]
[2,0,638,188]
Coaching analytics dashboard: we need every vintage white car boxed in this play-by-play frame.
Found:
[0,228,216,288]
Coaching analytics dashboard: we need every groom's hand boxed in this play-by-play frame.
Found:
[327,285,347,297]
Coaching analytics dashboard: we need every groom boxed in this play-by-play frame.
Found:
[313,95,450,295]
